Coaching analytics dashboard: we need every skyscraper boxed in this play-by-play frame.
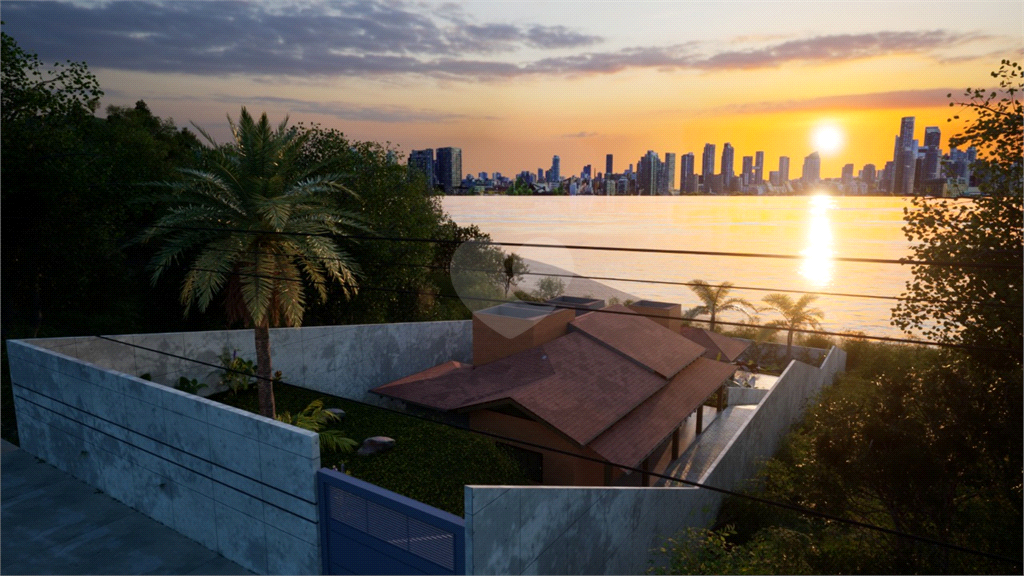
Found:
[741,156,753,186]
[408,149,435,189]
[802,152,821,184]
[778,156,790,183]
[721,143,735,190]
[862,164,877,184]
[637,150,660,196]
[662,152,676,194]
[754,151,765,184]
[680,153,695,193]
[435,147,462,194]
[606,154,614,175]
[841,163,854,181]
[923,126,941,180]
[892,117,916,195]
[549,155,561,183]
[702,144,716,180]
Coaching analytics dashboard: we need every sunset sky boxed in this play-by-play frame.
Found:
[3,1,1021,179]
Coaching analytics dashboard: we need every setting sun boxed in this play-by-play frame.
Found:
[812,125,844,156]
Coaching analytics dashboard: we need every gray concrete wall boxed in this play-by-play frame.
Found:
[464,346,847,575]
[6,339,323,575]
[736,340,828,368]
[29,321,473,407]
[726,386,769,406]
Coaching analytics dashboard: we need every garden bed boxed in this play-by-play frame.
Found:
[210,382,528,516]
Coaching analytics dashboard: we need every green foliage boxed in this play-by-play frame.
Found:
[174,376,207,395]
[683,344,1023,574]
[275,399,357,454]
[684,279,754,332]
[506,176,534,196]
[760,293,824,358]
[891,60,1022,368]
[500,253,529,296]
[652,525,817,575]
[2,27,204,339]
[214,382,529,515]
[534,276,566,300]
[215,350,257,394]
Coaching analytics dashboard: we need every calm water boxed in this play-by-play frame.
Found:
[441,195,917,338]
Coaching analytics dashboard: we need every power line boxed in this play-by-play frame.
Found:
[89,334,1023,568]
[140,223,1024,269]
[180,265,1021,354]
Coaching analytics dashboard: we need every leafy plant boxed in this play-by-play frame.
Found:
[533,276,566,300]
[275,399,357,453]
[174,376,207,395]
[215,349,256,394]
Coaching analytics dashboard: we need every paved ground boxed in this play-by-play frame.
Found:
[656,405,757,487]
[1,440,250,575]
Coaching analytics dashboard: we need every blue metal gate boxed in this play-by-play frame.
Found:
[317,468,465,575]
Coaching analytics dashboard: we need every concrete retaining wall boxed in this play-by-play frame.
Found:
[27,321,473,407]
[464,346,847,575]
[7,339,323,575]
[726,386,769,406]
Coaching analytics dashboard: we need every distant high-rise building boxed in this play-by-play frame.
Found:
[861,164,877,184]
[549,155,561,183]
[662,152,676,194]
[721,143,735,190]
[606,154,614,175]
[802,152,821,184]
[891,117,916,195]
[538,168,544,181]
[408,149,436,189]
[435,147,462,194]
[841,163,854,181]
[637,150,661,196]
[741,156,753,186]
[680,153,695,193]
[582,164,592,179]
[769,171,780,186]
[923,126,942,180]
[778,156,790,183]
[702,144,716,179]
[754,151,765,184]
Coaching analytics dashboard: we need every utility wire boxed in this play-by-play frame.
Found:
[140,223,1024,269]
[90,334,1023,568]
[165,245,1024,310]
[179,265,1020,354]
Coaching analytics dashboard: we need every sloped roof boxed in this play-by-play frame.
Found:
[587,357,736,466]
[678,327,751,362]
[568,305,704,379]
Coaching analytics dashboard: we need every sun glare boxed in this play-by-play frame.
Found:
[812,125,844,155]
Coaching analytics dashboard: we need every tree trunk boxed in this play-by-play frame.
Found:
[254,323,276,418]
[709,309,716,332]
[786,328,794,359]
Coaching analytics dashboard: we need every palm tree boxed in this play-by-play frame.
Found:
[140,108,363,418]
[761,293,825,358]
[685,279,754,332]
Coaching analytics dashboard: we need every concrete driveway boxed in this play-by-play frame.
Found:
[1,440,251,575]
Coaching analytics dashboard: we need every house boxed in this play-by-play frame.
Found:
[371,299,750,487]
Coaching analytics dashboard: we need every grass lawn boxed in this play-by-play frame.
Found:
[210,382,529,516]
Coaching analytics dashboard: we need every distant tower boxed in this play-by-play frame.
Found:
[662,152,676,194]
[892,117,916,195]
[606,154,614,175]
[923,126,941,180]
[862,164,877,184]
[408,149,436,189]
[841,163,854,181]
[702,144,716,180]
[721,143,735,190]
[741,156,753,186]
[637,150,661,195]
[680,152,695,193]
[778,156,790,183]
[802,152,821,184]
[550,155,561,183]
[435,147,462,194]
[538,168,544,181]
[754,151,765,184]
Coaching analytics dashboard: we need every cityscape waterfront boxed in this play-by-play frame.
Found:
[411,115,979,198]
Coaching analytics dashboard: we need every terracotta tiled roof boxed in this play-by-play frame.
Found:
[568,305,705,379]
[588,357,736,466]
[678,327,751,362]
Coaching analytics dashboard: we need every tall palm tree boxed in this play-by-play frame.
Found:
[140,108,363,418]
[761,293,825,358]
[685,279,754,332]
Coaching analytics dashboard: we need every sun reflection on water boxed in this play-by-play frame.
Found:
[799,194,835,287]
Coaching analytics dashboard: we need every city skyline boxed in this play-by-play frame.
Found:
[2,1,1020,178]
